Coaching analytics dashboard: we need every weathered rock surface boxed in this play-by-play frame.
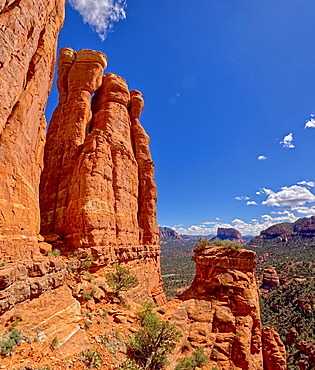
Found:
[0,0,66,261]
[162,246,286,369]
[0,285,83,349]
[262,327,287,370]
[0,258,67,316]
[40,48,164,304]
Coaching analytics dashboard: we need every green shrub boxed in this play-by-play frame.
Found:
[105,264,139,297]
[80,349,103,368]
[213,239,242,250]
[175,347,208,370]
[51,337,59,349]
[175,357,196,370]
[115,358,142,370]
[82,291,92,300]
[194,238,211,249]
[193,347,208,367]
[0,328,21,356]
[45,249,61,257]
[129,301,182,369]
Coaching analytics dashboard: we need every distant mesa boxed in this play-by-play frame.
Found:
[213,227,247,245]
[159,227,184,243]
[250,216,315,246]
[158,226,249,245]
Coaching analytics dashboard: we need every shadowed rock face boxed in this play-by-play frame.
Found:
[40,48,164,304]
[162,246,286,370]
[0,0,66,261]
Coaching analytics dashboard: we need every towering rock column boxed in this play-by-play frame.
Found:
[130,90,159,245]
[64,73,139,248]
[40,49,165,304]
[0,0,66,261]
[40,48,108,238]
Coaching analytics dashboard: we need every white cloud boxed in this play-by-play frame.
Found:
[305,117,315,129]
[280,133,295,148]
[247,201,258,206]
[170,211,300,237]
[262,185,315,207]
[258,155,267,161]
[291,206,315,215]
[235,196,250,201]
[256,188,274,196]
[260,212,298,223]
[297,180,315,188]
[68,0,127,41]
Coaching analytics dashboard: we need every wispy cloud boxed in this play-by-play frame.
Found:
[297,180,315,188]
[304,114,315,129]
[256,188,274,196]
[258,155,267,161]
[247,201,258,206]
[262,185,315,207]
[291,205,315,215]
[280,133,295,148]
[68,0,127,41]
[235,196,250,201]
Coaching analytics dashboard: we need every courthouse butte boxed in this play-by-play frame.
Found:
[0,1,286,369]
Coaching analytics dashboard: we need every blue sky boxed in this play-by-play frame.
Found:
[46,0,315,236]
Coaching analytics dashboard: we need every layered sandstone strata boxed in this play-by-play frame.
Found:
[0,257,67,315]
[0,0,66,261]
[40,48,164,303]
[162,246,286,370]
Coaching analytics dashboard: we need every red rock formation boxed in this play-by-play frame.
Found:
[0,258,67,316]
[163,246,263,369]
[0,0,66,261]
[159,227,184,243]
[217,227,246,245]
[261,266,280,290]
[161,245,286,370]
[40,48,108,241]
[130,90,159,245]
[262,327,287,370]
[40,48,164,304]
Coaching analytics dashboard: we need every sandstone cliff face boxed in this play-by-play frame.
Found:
[40,48,164,304]
[161,246,286,370]
[0,0,66,261]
